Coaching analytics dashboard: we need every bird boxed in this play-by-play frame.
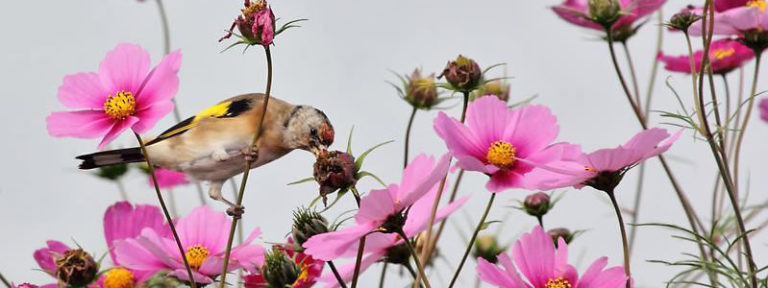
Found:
[76,93,334,213]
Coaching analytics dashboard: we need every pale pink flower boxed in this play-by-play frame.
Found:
[689,0,768,36]
[434,96,579,192]
[527,128,681,191]
[47,43,181,148]
[552,0,666,31]
[302,153,451,261]
[149,169,189,188]
[103,202,167,286]
[316,178,470,288]
[476,226,629,288]
[114,206,265,284]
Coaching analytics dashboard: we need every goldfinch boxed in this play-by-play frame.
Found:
[76,93,334,208]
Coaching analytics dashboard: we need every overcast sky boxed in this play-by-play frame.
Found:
[1,0,767,287]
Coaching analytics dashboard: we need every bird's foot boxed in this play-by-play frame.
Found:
[226,205,245,218]
[242,145,259,163]
[212,149,230,162]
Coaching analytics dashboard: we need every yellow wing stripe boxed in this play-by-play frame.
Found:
[157,101,232,139]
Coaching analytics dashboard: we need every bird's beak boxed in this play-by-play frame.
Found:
[310,145,327,157]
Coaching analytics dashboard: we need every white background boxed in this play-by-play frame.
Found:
[1,0,766,287]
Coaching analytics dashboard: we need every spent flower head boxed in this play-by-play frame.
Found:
[219,0,305,51]
[313,150,358,204]
[55,249,99,288]
[666,5,702,32]
[439,55,483,93]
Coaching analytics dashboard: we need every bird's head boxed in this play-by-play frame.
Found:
[283,105,334,157]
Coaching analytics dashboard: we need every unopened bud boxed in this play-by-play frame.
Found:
[440,55,483,92]
[473,235,505,264]
[96,164,129,181]
[666,6,701,31]
[291,207,330,248]
[548,228,575,247]
[261,249,300,288]
[405,69,439,109]
[588,0,621,28]
[472,80,510,102]
[523,192,551,218]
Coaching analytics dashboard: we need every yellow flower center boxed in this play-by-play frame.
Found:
[296,265,310,283]
[748,0,766,11]
[103,268,135,288]
[242,0,266,17]
[584,166,597,173]
[713,48,736,60]
[486,140,517,169]
[185,245,210,270]
[103,91,136,120]
[545,277,573,288]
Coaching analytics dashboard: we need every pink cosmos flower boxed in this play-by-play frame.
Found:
[658,38,754,74]
[434,95,579,192]
[552,0,666,31]
[103,202,167,287]
[114,206,265,284]
[527,128,680,191]
[476,226,629,288]
[243,239,323,288]
[302,153,451,261]
[149,169,189,188]
[47,43,181,148]
[689,0,768,36]
[315,178,470,288]
[759,98,768,122]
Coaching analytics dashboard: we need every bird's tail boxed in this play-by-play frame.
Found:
[76,147,145,170]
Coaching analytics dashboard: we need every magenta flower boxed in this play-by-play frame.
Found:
[476,226,629,288]
[243,239,324,288]
[219,0,275,47]
[114,206,265,284]
[103,202,167,287]
[552,0,666,31]
[302,153,451,261]
[33,241,71,279]
[47,43,181,148]
[527,128,681,191]
[315,178,469,288]
[658,38,754,74]
[149,169,189,188]
[434,95,578,192]
[759,98,768,122]
[689,1,768,36]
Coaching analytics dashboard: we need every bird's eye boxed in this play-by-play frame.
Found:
[310,128,318,138]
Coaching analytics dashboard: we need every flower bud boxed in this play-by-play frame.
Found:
[313,150,357,205]
[405,69,439,109]
[666,6,701,32]
[523,192,551,218]
[585,170,625,193]
[588,0,621,28]
[55,249,98,287]
[548,228,575,247]
[472,235,505,264]
[291,207,329,247]
[440,55,482,92]
[96,164,129,181]
[472,80,510,102]
[261,248,300,288]
[384,242,411,265]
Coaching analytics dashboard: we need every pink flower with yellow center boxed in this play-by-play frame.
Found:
[46,43,181,148]
[113,206,265,284]
[690,0,768,36]
[434,95,579,192]
[658,38,754,74]
[476,226,629,288]
[552,0,666,31]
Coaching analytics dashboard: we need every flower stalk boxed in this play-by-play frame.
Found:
[218,46,273,288]
[349,236,367,288]
[134,132,197,288]
[606,190,631,288]
[447,192,496,288]
[403,106,417,168]
[327,261,348,288]
[395,229,431,288]
[0,271,10,288]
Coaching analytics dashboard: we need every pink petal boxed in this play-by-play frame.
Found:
[465,96,517,149]
[476,258,519,287]
[760,98,768,122]
[98,44,150,94]
[175,206,231,254]
[113,238,170,273]
[552,5,602,30]
[303,223,377,261]
[168,269,213,284]
[434,112,486,160]
[57,72,108,109]
[396,153,451,209]
[136,50,181,108]
[505,105,559,158]
[355,188,395,224]
[98,116,139,149]
[104,202,165,264]
[132,101,174,134]
[513,226,555,287]
[46,111,114,139]
[319,251,384,288]
[578,257,608,287]
[487,170,524,192]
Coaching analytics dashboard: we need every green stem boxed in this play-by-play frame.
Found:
[218,46,273,288]
[644,10,664,116]
[378,263,387,288]
[396,230,432,288]
[429,168,465,259]
[732,52,762,197]
[606,191,631,288]
[116,179,129,202]
[134,132,196,288]
[448,193,496,288]
[328,261,348,288]
[349,236,367,288]
[404,106,417,168]
[0,271,11,288]
[627,163,644,254]
[621,41,641,107]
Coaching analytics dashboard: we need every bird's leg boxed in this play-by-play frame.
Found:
[208,181,244,217]
[212,148,230,162]
[242,144,259,163]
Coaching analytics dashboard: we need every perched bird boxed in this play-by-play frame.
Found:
[76,93,334,211]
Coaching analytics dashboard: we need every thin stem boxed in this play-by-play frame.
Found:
[349,236,367,288]
[218,46,274,288]
[606,29,643,123]
[116,179,129,201]
[404,262,419,282]
[621,42,641,107]
[427,168,465,264]
[684,32,707,135]
[396,230,432,288]
[448,193,496,288]
[607,191,631,288]
[627,163,644,254]
[134,132,196,288]
[644,10,664,115]
[0,271,11,288]
[404,106,418,168]
[378,263,387,288]
[227,180,245,288]
[722,74,732,152]
[732,53,762,196]
[536,216,544,228]
[328,261,348,288]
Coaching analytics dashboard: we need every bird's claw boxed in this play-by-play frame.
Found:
[226,205,245,218]
[243,145,259,162]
